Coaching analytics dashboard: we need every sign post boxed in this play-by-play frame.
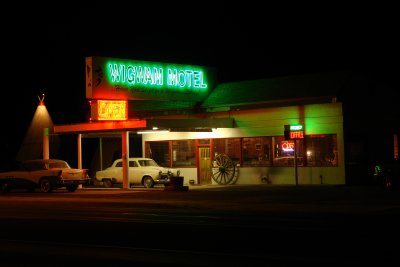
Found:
[294,139,298,186]
[284,124,304,186]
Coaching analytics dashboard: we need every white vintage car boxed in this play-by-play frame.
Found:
[96,158,180,188]
[0,159,91,193]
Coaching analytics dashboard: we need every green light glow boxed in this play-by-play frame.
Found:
[107,60,207,91]
[290,124,303,131]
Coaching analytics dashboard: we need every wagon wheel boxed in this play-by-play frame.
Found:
[211,154,236,185]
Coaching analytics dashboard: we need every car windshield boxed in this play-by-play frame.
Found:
[138,159,159,167]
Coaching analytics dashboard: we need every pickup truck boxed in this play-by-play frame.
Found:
[95,157,181,188]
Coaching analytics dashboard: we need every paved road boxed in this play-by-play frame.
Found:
[0,185,399,266]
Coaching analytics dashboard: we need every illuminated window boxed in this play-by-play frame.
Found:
[172,140,196,167]
[145,141,170,167]
[213,138,241,164]
[197,139,210,145]
[305,134,338,167]
[242,137,272,167]
[144,135,338,169]
[273,136,304,167]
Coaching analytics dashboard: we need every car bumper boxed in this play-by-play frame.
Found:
[58,178,91,186]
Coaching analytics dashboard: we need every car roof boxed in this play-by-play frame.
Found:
[115,158,153,161]
[22,159,66,163]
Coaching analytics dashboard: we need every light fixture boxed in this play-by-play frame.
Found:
[38,94,45,106]
[137,129,170,134]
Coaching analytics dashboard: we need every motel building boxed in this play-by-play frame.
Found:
[48,56,398,188]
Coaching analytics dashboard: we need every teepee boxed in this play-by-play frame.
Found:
[17,95,59,161]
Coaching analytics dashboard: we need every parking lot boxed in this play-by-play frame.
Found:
[1,183,400,266]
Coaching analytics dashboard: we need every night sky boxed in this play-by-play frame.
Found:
[2,3,398,168]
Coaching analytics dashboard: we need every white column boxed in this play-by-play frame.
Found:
[77,134,82,169]
[77,134,82,189]
[43,128,49,160]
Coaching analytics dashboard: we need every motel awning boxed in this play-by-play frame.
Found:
[53,117,234,135]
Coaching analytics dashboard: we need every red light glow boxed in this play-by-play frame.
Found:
[281,141,295,151]
[97,100,127,121]
[290,131,304,139]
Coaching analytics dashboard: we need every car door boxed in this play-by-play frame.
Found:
[128,160,140,184]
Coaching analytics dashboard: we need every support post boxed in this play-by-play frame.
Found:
[99,137,103,170]
[294,139,298,186]
[77,134,82,189]
[43,128,49,160]
[121,131,129,190]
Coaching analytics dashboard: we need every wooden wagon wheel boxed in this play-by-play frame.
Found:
[211,154,236,185]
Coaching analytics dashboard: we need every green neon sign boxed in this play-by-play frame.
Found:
[86,56,215,102]
[106,60,208,91]
[290,124,303,131]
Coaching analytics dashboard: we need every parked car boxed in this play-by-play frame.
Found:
[96,157,181,188]
[0,159,91,193]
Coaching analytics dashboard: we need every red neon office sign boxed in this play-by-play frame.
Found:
[290,131,304,139]
[288,124,304,139]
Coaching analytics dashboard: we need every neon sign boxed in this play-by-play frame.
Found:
[281,141,295,151]
[107,63,207,90]
[290,124,303,131]
[284,124,304,139]
[86,57,215,102]
[290,131,304,139]
[91,100,127,121]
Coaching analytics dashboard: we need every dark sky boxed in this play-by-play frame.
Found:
[2,3,399,165]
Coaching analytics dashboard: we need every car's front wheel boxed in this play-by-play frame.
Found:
[40,178,53,193]
[143,176,155,188]
[103,179,113,188]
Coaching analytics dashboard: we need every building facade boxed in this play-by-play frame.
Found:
[50,56,399,187]
[141,102,344,185]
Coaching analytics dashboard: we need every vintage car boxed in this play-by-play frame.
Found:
[0,159,91,193]
[96,157,181,188]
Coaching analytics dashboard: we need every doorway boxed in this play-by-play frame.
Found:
[198,147,211,184]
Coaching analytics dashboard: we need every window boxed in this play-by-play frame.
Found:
[116,160,138,167]
[48,161,69,169]
[198,139,210,145]
[138,159,159,167]
[144,134,338,169]
[129,161,138,167]
[305,134,338,167]
[242,137,272,166]
[145,141,170,167]
[172,140,196,167]
[213,138,241,164]
[272,136,304,166]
